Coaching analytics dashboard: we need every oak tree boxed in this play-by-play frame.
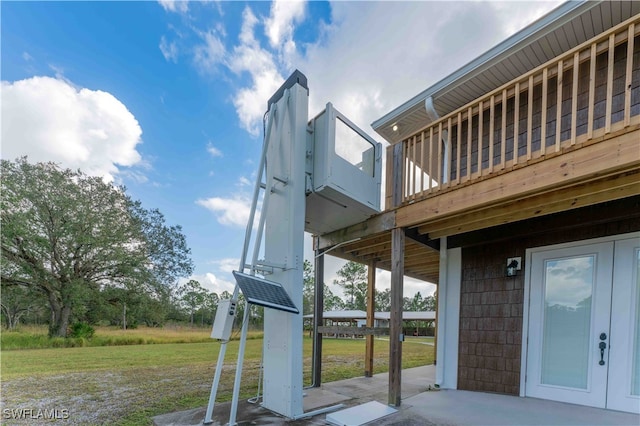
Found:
[1,158,193,337]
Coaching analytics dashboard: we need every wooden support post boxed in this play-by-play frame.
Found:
[365,260,376,377]
[311,248,325,387]
[385,145,394,210]
[388,227,404,407]
[392,143,403,208]
[401,142,407,202]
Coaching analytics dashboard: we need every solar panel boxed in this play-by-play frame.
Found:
[232,271,299,314]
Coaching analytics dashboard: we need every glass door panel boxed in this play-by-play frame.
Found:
[526,242,612,408]
[541,256,594,389]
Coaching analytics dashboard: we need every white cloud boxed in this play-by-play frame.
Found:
[22,52,33,61]
[193,0,556,144]
[193,30,226,74]
[227,6,284,136]
[213,258,240,273]
[237,176,251,187]
[158,0,188,14]
[180,272,235,294]
[493,1,563,38]
[196,195,253,227]
[159,36,179,62]
[1,76,143,182]
[206,142,223,157]
[264,0,306,61]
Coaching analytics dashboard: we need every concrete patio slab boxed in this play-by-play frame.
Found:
[153,365,639,426]
[378,389,640,426]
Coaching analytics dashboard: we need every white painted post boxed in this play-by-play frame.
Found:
[435,236,447,387]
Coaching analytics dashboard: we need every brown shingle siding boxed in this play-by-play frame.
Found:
[456,197,640,396]
[458,240,524,394]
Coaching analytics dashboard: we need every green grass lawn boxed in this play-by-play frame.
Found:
[1,326,434,425]
[0,324,228,350]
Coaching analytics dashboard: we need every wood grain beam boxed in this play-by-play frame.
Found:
[315,211,395,251]
[419,169,640,238]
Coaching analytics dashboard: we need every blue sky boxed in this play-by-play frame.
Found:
[1,0,561,298]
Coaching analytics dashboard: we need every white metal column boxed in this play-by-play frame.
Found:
[261,81,308,418]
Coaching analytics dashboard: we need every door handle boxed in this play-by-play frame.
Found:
[599,332,607,366]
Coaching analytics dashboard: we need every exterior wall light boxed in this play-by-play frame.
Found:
[506,257,521,277]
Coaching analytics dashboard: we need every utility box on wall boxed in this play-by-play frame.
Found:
[305,103,382,235]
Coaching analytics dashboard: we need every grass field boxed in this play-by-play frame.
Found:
[0,326,434,425]
[0,324,224,350]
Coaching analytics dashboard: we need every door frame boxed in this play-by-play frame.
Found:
[520,231,640,399]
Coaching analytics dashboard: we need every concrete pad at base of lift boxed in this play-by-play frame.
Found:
[326,401,397,426]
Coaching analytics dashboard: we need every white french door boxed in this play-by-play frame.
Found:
[607,237,640,413]
[525,235,640,414]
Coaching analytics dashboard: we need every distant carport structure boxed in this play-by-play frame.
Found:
[304,310,368,337]
[305,310,436,374]
[374,311,435,336]
[306,310,435,330]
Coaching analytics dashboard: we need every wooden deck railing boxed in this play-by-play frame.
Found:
[398,15,640,205]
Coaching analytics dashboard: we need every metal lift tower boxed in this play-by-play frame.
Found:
[205,70,381,425]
